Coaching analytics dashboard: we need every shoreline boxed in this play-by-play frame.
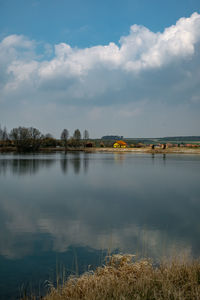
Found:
[86,147,200,154]
[1,146,200,154]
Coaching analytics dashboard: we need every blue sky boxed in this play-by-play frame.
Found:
[1,0,200,47]
[0,0,200,137]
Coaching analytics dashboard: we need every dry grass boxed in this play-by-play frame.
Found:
[38,254,200,300]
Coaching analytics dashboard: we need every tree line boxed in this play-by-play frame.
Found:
[0,125,90,152]
[60,128,89,148]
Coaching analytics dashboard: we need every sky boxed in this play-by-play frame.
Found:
[0,0,200,138]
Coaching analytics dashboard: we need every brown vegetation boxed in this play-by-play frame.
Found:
[28,254,200,300]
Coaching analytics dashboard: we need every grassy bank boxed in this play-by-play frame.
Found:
[24,254,200,300]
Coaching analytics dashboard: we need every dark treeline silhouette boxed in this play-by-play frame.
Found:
[0,125,91,152]
[60,128,93,149]
[10,127,42,152]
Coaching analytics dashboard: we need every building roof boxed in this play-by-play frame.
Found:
[114,140,127,146]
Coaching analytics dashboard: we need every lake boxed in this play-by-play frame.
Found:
[0,152,200,299]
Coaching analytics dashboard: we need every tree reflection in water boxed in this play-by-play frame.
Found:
[60,152,89,174]
[0,157,55,175]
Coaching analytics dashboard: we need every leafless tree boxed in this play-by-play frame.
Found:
[73,129,81,147]
[83,129,89,140]
[2,126,8,141]
[61,129,69,148]
[83,129,89,147]
[10,126,42,152]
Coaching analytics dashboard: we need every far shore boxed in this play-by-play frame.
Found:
[86,147,200,154]
[1,146,200,154]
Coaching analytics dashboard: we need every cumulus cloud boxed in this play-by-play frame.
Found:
[0,13,200,136]
[121,12,200,71]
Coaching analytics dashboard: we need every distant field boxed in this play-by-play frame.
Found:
[124,137,200,145]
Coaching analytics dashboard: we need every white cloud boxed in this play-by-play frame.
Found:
[0,34,36,66]
[2,12,200,85]
[1,34,34,48]
[0,12,200,136]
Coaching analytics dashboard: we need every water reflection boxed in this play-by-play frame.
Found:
[0,153,200,299]
[0,153,199,258]
[114,153,126,163]
[0,245,107,300]
[71,153,81,174]
[83,153,89,173]
[0,153,90,176]
[0,157,55,175]
[60,155,68,174]
[60,153,89,174]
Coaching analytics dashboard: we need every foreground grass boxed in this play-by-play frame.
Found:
[33,254,200,300]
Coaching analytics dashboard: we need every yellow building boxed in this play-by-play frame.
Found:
[113,140,127,148]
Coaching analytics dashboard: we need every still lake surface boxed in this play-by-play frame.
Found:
[0,152,200,299]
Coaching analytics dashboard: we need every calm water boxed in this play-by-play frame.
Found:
[0,152,200,299]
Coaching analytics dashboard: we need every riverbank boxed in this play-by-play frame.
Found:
[25,254,200,300]
[87,147,200,154]
[1,146,200,154]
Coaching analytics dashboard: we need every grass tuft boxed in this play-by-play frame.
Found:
[32,254,200,300]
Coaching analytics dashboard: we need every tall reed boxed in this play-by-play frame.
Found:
[39,254,200,300]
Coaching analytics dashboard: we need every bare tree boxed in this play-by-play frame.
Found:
[2,126,8,141]
[73,129,81,140]
[0,125,3,141]
[10,126,42,152]
[73,129,81,147]
[83,130,89,147]
[83,129,89,140]
[61,129,69,148]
